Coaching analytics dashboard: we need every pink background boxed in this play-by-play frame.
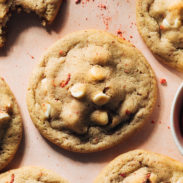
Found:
[0,0,183,182]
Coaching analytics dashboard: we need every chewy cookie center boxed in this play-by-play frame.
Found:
[149,0,183,48]
[35,41,151,136]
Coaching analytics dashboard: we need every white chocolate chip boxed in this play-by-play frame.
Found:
[162,17,181,29]
[5,103,13,113]
[90,110,108,126]
[59,57,66,63]
[173,18,181,28]
[41,78,47,84]
[149,173,158,183]
[7,103,12,108]
[61,100,87,134]
[43,103,51,118]
[110,115,121,128]
[162,18,170,28]
[41,78,48,91]
[89,66,108,81]
[69,83,86,99]
[62,106,80,126]
[85,45,110,65]
[92,92,110,106]
[123,168,148,183]
[0,95,12,111]
[0,112,10,124]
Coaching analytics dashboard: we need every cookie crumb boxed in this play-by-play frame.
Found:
[97,4,107,10]
[160,78,167,86]
[27,52,35,59]
[10,174,15,183]
[117,29,123,37]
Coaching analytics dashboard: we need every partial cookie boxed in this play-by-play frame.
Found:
[95,150,183,183]
[0,166,69,183]
[136,0,183,71]
[0,0,63,47]
[0,77,22,170]
[27,30,157,153]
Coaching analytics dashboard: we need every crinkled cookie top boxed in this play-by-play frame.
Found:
[95,150,183,183]
[0,167,68,183]
[137,0,183,71]
[27,30,157,152]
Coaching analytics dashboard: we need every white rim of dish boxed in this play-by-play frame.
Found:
[170,82,183,155]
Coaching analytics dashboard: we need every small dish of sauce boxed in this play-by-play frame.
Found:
[171,83,183,155]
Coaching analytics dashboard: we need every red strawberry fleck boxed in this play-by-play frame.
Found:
[160,25,165,30]
[60,74,71,88]
[160,78,167,85]
[59,50,64,55]
[10,174,15,183]
[125,110,131,115]
[146,173,151,178]
[120,173,126,177]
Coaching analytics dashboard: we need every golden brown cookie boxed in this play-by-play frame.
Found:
[0,0,63,47]
[27,30,157,153]
[0,77,22,171]
[0,166,69,183]
[95,150,183,183]
[136,0,183,71]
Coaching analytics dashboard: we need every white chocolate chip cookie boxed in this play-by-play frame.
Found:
[0,0,63,47]
[95,150,183,183]
[27,30,157,153]
[0,77,22,171]
[136,0,183,71]
[0,167,68,183]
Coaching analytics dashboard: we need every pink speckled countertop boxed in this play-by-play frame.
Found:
[0,0,183,183]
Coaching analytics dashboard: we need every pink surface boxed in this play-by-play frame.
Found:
[0,0,183,182]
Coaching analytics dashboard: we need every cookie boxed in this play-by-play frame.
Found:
[136,0,183,71]
[0,0,63,47]
[27,30,157,153]
[0,77,22,170]
[95,150,183,183]
[0,166,69,183]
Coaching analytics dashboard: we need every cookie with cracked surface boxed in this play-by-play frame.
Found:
[94,150,183,183]
[0,0,63,47]
[0,77,22,170]
[27,30,157,153]
[136,0,183,71]
[0,166,69,183]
